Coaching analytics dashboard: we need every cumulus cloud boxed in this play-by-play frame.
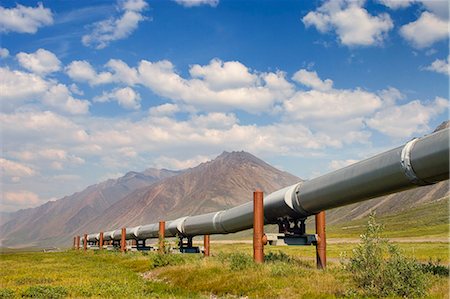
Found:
[149,103,180,117]
[16,48,61,75]
[0,48,9,58]
[43,84,90,115]
[424,56,450,76]
[70,58,294,113]
[94,87,141,110]
[173,0,219,7]
[189,59,257,90]
[0,3,53,34]
[329,159,359,170]
[1,191,42,211]
[0,158,36,178]
[377,0,415,9]
[0,67,49,105]
[154,155,211,169]
[66,60,113,85]
[302,0,393,46]
[82,0,148,49]
[366,97,449,137]
[1,67,90,114]
[292,69,333,91]
[283,88,382,121]
[400,11,448,48]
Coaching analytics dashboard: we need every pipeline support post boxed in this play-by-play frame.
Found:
[83,234,87,251]
[204,235,210,257]
[99,232,104,250]
[315,211,326,269]
[120,228,127,253]
[253,190,266,263]
[159,221,165,254]
[73,236,76,249]
[76,236,80,250]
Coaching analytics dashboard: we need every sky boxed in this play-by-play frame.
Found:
[0,0,449,212]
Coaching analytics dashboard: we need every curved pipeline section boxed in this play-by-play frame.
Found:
[86,128,449,240]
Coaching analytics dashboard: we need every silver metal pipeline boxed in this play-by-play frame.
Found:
[87,128,449,240]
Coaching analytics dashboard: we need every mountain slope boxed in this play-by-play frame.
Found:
[79,151,301,233]
[0,168,178,247]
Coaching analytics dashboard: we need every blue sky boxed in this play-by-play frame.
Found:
[1,0,448,212]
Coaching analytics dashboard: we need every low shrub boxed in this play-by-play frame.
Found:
[344,214,429,298]
[0,288,15,299]
[21,285,68,298]
[148,253,185,269]
[217,252,255,271]
[420,258,450,276]
[265,251,292,263]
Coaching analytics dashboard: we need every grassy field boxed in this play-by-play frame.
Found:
[326,198,450,238]
[1,240,448,298]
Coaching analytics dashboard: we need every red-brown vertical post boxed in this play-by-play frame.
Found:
[83,234,87,251]
[315,211,326,269]
[73,236,76,249]
[253,190,266,263]
[120,228,127,253]
[203,235,210,257]
[99,232,104,250]
[76,236,80,250]
[159,221,165,254]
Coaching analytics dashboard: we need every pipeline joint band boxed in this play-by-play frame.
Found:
[400,138,430,186]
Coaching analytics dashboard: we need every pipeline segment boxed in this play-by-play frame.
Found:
[86,128,449,241]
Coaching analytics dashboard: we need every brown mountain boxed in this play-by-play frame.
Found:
[0,168,178,247]
[78,151,301,234]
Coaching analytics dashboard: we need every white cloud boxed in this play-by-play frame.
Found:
[302,0,393,46]
[378,1,449,20]
[0,48,9,58]
[424,56,449,76]
[149,103,180,117]
[0,158,36,178]
[173,0,219,7]
[154,155,211,169]
[366,97,449,137]
[283,88,382,121]
[329,159,359,170]
[66,60,113,85]
[0,111,89,146]
[94,87,141,110]
[292,69,333,91]
[0,67,90,114]
[43,84,90,115]
[400,12,448,48]
[137,59,292,112]
[106,59,140,85]
[82,0,148,49]
[1,191,42,211]
[189,58,257,90]
[0,3,53,34]
[377,0,415,9]
[0,67,49,109]
[16,48,61,75]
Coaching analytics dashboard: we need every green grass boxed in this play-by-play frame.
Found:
[1,242,448,298]
[326,198,449,238]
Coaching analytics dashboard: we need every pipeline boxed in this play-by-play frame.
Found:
[85,128,449,243]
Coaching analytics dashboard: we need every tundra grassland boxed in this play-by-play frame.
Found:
[1,240,448,299]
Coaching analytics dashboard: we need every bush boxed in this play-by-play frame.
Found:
[420,259,450,277]
[0,288,15,299]
[21,285,68,298]
[344,214,429,298]
[265,251,292,263]
[148,253,185,269]
[217,252,255,271]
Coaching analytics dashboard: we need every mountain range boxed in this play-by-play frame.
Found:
[1,121,448,248]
